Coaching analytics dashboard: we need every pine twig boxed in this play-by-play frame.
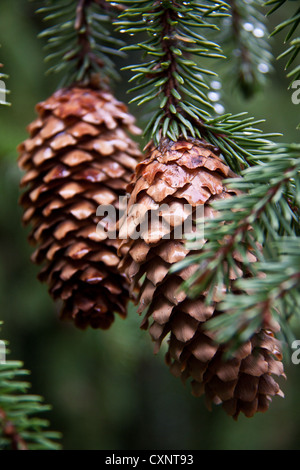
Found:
[37,0,125,87]
[217,0,273,98]
[115,0,229,144]
[0,408,28,451]
[114,0,282,175]
[205,237,300,353]
[265,0,300,83]
[171,143,300,350]
[0,324,61,450]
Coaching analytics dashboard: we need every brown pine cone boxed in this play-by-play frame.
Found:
[18,86,142,330]
[118,138,285,419]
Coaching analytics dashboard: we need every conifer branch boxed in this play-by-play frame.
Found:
[37,0,125,87]
[0,407,29,450]
[265,0,300,83]
[204,237,300,353]
[114,1,282,174]
[171,142,300,350]
[115,0,229,144]
[217,0,273,98]
[0,324,61,450]
[265,0,300,129]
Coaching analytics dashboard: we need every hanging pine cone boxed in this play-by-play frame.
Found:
[118,138,285,419]
[18,86,142,330]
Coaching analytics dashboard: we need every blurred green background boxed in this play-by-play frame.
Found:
[0,1,299,450]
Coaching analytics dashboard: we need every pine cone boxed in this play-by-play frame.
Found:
[18,86,142,330]
[118,138,285,419]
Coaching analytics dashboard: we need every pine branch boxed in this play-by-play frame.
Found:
[114,0,282,174]
[171,142,300,350]
[216,0,273,98]
[265,0,300,83]
[115,0,229,143]
[266,0,300,129]
[37,0,125,87]
[204,237,300,353]
[195,113,281,173]
[0,324,61,450]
